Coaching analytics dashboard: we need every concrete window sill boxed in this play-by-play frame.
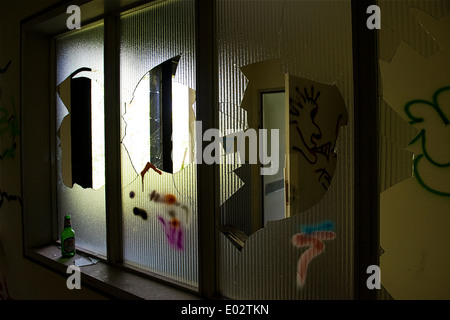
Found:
[26,244,202,300]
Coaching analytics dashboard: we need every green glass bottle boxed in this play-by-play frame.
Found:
[61,215,76,257]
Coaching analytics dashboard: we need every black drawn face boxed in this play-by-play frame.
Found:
[290,86,323,164]
[289,84,348,212]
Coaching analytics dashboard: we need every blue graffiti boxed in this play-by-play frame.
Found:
[299,221,334,234]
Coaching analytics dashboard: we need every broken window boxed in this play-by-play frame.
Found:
[119,0,198,289]
[55,22,106,257]
[216,0,355,299]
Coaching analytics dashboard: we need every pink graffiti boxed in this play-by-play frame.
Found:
[0,277,14,300]
[292,231,336,287]
[157,215,184,250]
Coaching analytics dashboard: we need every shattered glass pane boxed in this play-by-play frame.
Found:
[56,68,104,190]
[120,0,198,289]
[216,0,355,300]
[121,56,196,175]
[55,23,106,257]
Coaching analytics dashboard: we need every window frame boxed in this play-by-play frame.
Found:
[20,0,379,300]
[20,0,215,299]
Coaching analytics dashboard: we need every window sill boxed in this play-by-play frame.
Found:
[26,244,203,300]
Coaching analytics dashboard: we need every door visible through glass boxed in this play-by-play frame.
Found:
[261,91,286,225]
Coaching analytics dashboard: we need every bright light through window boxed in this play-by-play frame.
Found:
[91,72,105,190]
[172,79,191,172]
[122,74,151,174]
[122,75,194,175]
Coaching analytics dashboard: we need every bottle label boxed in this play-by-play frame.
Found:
[63,237,75,253]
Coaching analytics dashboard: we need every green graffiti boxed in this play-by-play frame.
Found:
[405,86,450,196]
[413,154,450,197]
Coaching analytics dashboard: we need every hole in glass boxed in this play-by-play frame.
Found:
[219,60,348,249]
[122,56,196,175]
[56,68,105,190]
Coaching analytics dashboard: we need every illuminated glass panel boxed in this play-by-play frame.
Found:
[120,0,198,289]
[55,23,106,257]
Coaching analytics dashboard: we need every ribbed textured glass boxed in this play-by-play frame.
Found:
[55,23,106,257]
[378,0,450,300]
[217,0,354,299]
[120,0,198,289]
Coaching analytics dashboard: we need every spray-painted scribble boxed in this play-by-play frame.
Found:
[288,77,348,214]
[133,207,148,220]
[129,190,189,218]
[140,162,162,191]
[150,190,177,205]
[151,191,187,249]
[289,85,323,165]
[314,168,332,191]
[0,56,16,292]
[405,86,450,196]
[128,189,148,220]
[158,213,183,250]
[0,61,11,74]
[0,189,22,210]
[0,96,19,161]
[0,60,22,211]
[292,222,336,287]
[150,190,189,213]
[290,85,345,176]
[128,189,188,249]
[299,221,334,234]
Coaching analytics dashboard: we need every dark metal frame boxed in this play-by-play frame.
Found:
[351,0,380,300]
[196,0,218,298]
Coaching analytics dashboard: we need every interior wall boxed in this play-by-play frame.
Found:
[0,0,106,300]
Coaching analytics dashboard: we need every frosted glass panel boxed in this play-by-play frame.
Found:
[217,0,354,299]
[55,23,106,257]
[378,0,450,300]
[120,0,198,289]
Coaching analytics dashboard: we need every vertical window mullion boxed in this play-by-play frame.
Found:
[196,0,217,298]
[104,14,123,264]
[351,0,380,300]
